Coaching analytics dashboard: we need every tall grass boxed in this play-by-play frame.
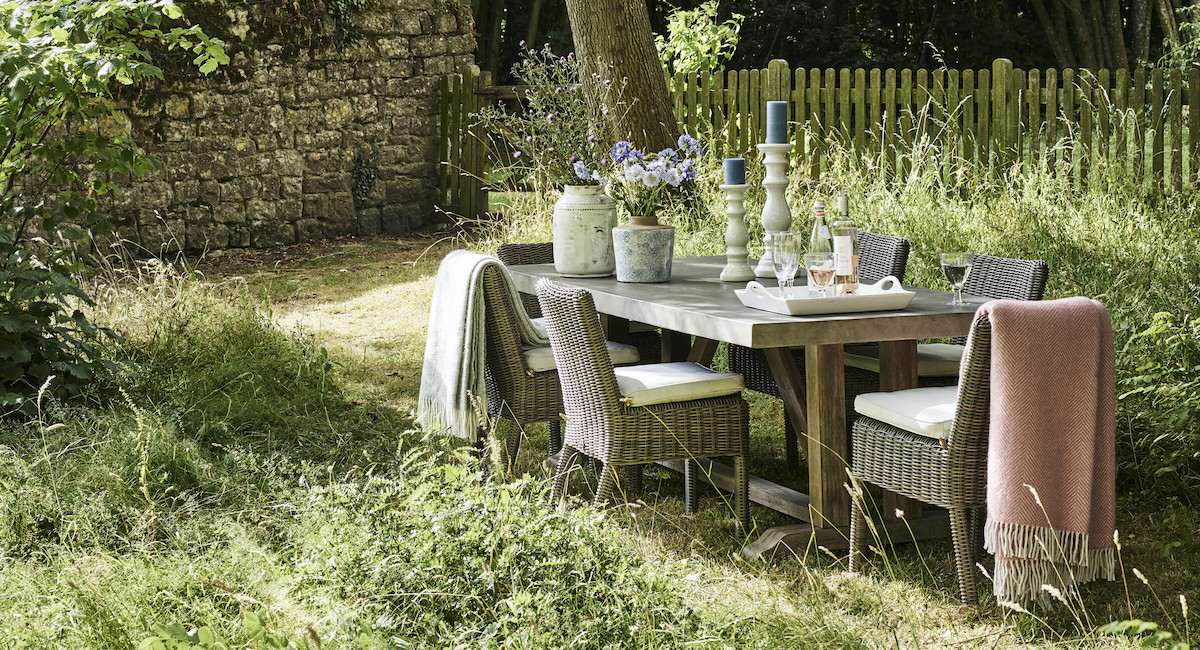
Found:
[483,119,1200,506]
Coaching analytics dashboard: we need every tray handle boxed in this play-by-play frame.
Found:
[744,280,772,299]
[869,275,905,293]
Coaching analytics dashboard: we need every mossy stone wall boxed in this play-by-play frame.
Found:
[111,0,472,251]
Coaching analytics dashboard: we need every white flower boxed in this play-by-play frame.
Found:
[642,170,662,187]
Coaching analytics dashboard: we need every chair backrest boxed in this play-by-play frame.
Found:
[946,311,992,499]
[535,279,624,422]
[952,254,1049,345]
[497,242,554,319]
[858,231,911,283]
[481,264,533,393]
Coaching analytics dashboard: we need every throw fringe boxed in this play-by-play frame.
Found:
[415,393,484,441]
[984,519,1091,566]
[986,518,1117,608]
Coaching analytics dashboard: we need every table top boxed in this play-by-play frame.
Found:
[508,256,987,348]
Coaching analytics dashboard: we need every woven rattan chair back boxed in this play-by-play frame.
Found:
[534,279,625,426]
[481,264,534,406]
[950,254,1048,345]
[497,242,554,319]
[946,312,992,484]
[857,231,911,284]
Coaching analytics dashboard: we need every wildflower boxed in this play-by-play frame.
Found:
[513,151,521,159]
[610,141,633,164]
[573,160,592,181]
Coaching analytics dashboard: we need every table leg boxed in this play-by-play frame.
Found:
[661,329,693,362]
[804,343,849,528]
[600,314,630,344]
[763,347,808,438]
[878,340,922,520]
[687,337,719,366]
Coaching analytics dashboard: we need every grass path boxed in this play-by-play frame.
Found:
[193,229,1193,649]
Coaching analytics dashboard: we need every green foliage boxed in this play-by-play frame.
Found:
[1158,5,1200,71]
[1100,619,1189,649]
[0,232,119,413]
[655,1,744,76]
[0,0,226,410]
[473,44,626,191]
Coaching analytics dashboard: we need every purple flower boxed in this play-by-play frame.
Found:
[657,148,679,164]
[679,159,697,180]
[587,135,597,143]
[513,151,522,159]
[610,141,633,164]
[573,160,593,181]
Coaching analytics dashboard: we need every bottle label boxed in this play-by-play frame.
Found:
[833,235,854,274]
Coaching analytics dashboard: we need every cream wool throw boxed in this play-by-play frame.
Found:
[977,297,1116,607]
[416,250,548,439]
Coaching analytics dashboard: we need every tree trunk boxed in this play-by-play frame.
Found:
[1131,0,1153,62]
[524,0,545,48]
[565,0,678,151]
[1157,0,1182,44]
[1032,0,1077,69]
[1062,0,1100,69]
[1102,0,1130,69]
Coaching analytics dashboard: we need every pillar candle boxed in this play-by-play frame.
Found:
[723,158,745,185]
[765,101,788,144]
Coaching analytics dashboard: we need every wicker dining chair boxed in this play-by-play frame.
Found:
[498,242,662,362]
[848,310,992,605]
[536,278,750,537]
[480,263,639,464]
[727,231,912,471]
[842,254,1049,393]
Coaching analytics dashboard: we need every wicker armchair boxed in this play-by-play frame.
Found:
[497,242,662,362]
[536,279,750,537]
[727,231,912,471]
[480,263,567,459]
[842,254,1049,393]
[848,311,992,605]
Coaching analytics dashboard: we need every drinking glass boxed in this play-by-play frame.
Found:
[804,251,836,298]
[772,232,800,297]
[940,252,975,305]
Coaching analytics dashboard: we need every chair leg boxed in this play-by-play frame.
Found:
[733,455,749,539]
[551,446,581,503]
[683,459,698,516]
[547,420,563,455]
[504,423,522,471]
[950,508,979,606]
[848,493,868,574]
[625,464,643,494]
[593,462,620,507]
[783,416,800,472]
[969,507,985,558]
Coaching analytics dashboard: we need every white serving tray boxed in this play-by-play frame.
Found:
[735,276,915,316]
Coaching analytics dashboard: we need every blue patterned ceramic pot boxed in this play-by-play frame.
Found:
[613,215,674,283]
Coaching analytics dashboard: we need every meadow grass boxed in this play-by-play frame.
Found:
[1,134,1197,647]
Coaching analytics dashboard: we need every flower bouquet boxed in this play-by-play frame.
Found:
[600,134,703,217]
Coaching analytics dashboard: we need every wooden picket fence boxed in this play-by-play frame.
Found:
[440,59,1198,218]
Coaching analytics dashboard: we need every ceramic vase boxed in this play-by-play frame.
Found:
[612,215,674,283]
[552,185,617,277]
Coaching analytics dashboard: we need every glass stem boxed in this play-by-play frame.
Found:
[953,286,963,304]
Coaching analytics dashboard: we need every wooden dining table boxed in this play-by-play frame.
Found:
[507,256,989,558]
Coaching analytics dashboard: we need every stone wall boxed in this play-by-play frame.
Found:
[110,0,473,252]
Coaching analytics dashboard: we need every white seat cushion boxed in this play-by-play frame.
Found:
[522,340,640,373]
[853,385,959,439]
[843,343,964,377]
[613,362,744,407]
[530,317,548,338]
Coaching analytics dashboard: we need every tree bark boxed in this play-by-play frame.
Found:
[1157,0,1182,44]
[1131,0,1153,62]
[524,0,545,48]
[1102,0,1130,69]
[565,0,678,151]
[1032,0,1077,69]
[1061,0,1099,69]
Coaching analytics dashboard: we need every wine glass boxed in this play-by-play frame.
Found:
[940,252,975,305]
[772,232,799,298]
[804,251,836,298]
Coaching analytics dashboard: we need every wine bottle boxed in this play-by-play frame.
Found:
[809,200,832,253]
[831,191,858,295]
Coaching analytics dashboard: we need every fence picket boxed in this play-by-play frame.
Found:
[1151,68,1165,185]
[441,60,1198,214]
[1169,68,1182,191]
[1191,68,1199,185]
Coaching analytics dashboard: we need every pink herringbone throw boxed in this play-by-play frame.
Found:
[977,297,1116,606]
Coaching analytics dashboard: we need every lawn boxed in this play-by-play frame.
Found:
[2,149,1197,647]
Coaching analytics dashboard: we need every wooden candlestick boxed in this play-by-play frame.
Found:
[754,142,793,278]
[719,183,755,282]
